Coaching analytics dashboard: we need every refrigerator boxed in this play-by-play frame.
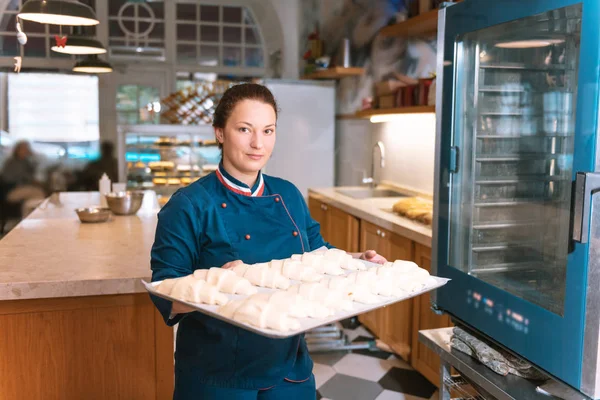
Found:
[118,80,336,199]
[431,0,600,397]
[263,79,336,197]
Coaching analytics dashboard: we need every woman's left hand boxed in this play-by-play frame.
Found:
[359,250,387,265]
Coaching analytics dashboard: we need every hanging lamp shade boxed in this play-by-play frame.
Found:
[18,1,99,26]
[73,55,113,73]
[52,36,106,55]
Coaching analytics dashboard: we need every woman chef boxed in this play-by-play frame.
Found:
[150,83,387,399]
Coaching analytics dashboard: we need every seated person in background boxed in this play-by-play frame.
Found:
[80,141,119,191]
[0,140,46,216]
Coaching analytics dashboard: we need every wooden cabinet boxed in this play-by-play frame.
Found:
[308,196,359,252]
[358,221,414,361]
[411,243,452,385]
[308,197,329,240]
[384,232,415,361]
[357,221,390,342]
[0,294,173,400]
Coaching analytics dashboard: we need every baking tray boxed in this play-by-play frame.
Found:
[142,262,450,339]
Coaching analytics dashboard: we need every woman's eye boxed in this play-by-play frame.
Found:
[239,127,249,133]
[264,129,274,135]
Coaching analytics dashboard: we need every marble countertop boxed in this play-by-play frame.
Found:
[308,185,433,248]
[0,192,160,301]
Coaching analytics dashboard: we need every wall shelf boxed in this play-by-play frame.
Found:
[380,9,439,37]
[356,105,435,119]
[302,67,365,80]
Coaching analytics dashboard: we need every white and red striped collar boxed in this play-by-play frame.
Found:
[216,163,265,197]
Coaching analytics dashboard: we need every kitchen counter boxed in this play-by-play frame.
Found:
[308,185,433,247]
[0,191,160,301]
[0,191,173,400]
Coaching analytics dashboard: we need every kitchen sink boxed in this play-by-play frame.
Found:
[335,188,407,199]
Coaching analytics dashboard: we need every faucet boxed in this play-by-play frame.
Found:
[362,141,385,188]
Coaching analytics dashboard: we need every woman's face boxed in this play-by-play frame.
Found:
[216,99,277,175]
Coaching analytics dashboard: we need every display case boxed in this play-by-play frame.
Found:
[118,125,219,205]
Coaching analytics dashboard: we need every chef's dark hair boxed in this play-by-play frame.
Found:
[212,83,278,149]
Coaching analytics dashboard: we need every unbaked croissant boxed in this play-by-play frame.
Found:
[156,278,179,295]
[161,275,229,306]
[187,280,229,305]
[232,263,291,289]
[220,296,301,332]
[280,260,323,282]
[252,291,332,319]
[321,276,356,296]
[193,268,257,295]
[287,282,353,311]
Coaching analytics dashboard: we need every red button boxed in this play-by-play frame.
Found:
[292,231,298,237]
[221,203,227,208]
[245,234,251,240]
[275,197,280,202]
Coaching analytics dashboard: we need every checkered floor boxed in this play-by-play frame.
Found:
[311,322,438,400]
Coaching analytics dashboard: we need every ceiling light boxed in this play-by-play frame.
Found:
[18,0,99,26]
[495,39,565,49]
[73,55,113,73]
[51,36,106,55]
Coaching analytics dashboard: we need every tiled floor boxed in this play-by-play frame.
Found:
[311,323,438,400]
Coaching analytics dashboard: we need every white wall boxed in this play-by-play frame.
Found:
[335,114,437,195]
[266,0,300,79]
[372,114,437,194]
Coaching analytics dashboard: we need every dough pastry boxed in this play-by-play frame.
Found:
[222,296,301,332]
[160,275,228,306]
[320,276,355,296]
[280,260,323,282]
[232,263,291,289]
[252,292,332,319]
[193,268,257,295]
[187,280,229,305]
[287,282,353,311]
[156,278,178,295]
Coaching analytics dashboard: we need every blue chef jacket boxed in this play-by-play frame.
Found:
[150,163,332,392]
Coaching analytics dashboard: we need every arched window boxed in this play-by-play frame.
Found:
[174,2,265,70]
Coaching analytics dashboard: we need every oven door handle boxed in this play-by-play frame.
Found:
[572,172,600,243]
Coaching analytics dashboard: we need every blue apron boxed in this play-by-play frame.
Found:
[150,163,331,395]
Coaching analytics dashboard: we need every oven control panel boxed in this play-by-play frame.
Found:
[467,289,530,334]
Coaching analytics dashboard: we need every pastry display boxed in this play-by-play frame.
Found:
[392,197,434,225]
[148,161,175,172]
[152,178,167,185]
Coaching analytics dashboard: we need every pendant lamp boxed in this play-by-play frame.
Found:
[18,1,99,26]
[73,55,113,73]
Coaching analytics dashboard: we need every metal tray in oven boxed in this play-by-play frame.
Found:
[471,243,543,269]
[475,136,571,156]
[472,222,543,246]
[472,201,545,224]
[475,156,560,180]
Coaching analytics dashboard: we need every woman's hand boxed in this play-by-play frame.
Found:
[359,250,387,265]
[222,260,243,269]
[171,301,196,315]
